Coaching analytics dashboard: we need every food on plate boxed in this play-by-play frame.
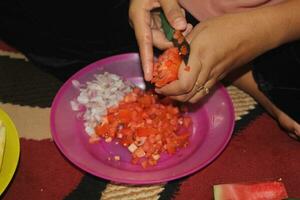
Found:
[70,72,132,135]
[95,87,192,168]
[151,47,182,88]
[71,72,193,168]
[0,120,6,170]
[213,179,288,200]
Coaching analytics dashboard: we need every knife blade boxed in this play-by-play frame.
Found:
[160,11,190,65]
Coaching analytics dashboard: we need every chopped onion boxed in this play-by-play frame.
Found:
[70,72,132,136]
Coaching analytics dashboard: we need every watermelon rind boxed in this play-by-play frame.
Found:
[213,180,288,200]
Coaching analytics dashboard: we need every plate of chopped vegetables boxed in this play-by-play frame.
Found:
[50,52,235,184]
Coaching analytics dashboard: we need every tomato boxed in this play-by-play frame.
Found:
[151,47,182,88]
[138,95,154,107]
[118,109,132,123]
[136,127,158,137]
[120,128,133,136]
[95,124,109,137]
[120,136,134,147]
[183,116,192,128]
[93,88,193,168]
[166,142,177,154]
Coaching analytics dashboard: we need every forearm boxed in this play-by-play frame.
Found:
[255,0,300,49]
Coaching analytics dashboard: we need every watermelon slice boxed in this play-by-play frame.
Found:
[213,180,288,200]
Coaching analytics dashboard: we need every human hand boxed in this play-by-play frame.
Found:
[129,0,192,81]
[156,11,276,103]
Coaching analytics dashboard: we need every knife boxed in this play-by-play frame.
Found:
[160,10,190,65]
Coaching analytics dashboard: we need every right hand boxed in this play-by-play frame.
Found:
[156,11,277,103]
[129,0,192,81]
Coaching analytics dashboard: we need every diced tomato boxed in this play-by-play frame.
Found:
[184,65,191,72]
[180,45,188,56]
[131,157,140,165]
[89,135,101,144]
[120,128,133,136]
[120,136,134,147]
[138,95,154,107]
[92,88,192,168]
[176,132,190,147]
[95,124,109,137]
[107,114,115,123]
[166,142,177,154]
[124,92,137,103]
[148,158,157,166]
[118,109,132,123]
[183,116,192,128]
[134,147,146,158]
[133,87,141,94]
[141,160,148,169]
[136,127,158,137]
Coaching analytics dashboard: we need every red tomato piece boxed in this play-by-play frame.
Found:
[151,47,182,88]
[136,127,158,137]
[95,124,109,137]
[93,88,192,168]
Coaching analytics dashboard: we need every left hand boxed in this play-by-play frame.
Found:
[129,0,191,81]
[156,11,276,103]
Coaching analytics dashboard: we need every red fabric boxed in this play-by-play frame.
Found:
[0,41,18,53]
[176,114,300,199]
[3,139,84,200]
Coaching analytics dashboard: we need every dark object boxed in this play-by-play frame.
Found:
[252,41,300,141]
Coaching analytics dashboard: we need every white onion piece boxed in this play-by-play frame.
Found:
[70,72,132,136]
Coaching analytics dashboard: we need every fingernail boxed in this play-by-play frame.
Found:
[174,18,186,29]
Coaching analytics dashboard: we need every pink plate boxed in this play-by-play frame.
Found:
[50,53,235,184]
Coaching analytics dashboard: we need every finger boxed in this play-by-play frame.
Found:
[168,71,210,102]
[181,8,186,17]
[152,30,174,49]
[155,62,198,96]
[188,79,216,103]
[160,0,187,30]
[155,47,209,96]
[130,1,160,81]
[152,14,174,49]
[182,23,193,36]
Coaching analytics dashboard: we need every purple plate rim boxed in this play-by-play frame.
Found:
[50,52,235,184]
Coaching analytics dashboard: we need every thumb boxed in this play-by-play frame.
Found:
[160,0,187,30]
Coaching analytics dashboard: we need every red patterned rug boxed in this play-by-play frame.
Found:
[1,40,300,200]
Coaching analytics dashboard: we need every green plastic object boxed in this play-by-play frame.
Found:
[160,11,174,41]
